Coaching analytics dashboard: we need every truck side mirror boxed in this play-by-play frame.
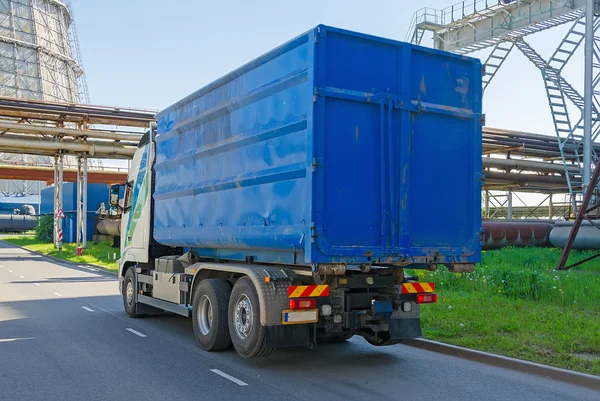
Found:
[109,184,120,207]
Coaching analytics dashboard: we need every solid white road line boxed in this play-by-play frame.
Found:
[53,292,63,297]
[210,369,249,386]
[126,328,147,338]
[81,306,95,312]
[0,337,34,343]
[33,283,40,286]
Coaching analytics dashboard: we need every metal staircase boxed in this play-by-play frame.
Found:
[407,0,600,210]
[482,42,514,92]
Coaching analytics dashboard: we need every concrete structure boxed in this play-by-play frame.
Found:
[0,0,91,196]
[0,0,87,102]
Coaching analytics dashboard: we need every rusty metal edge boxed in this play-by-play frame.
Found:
[0,239,117,276]
[403,339,600,391]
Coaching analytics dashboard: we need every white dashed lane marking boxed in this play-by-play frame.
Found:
[210,369,249,386]
[125,328,147,338]
[81,306,95,312]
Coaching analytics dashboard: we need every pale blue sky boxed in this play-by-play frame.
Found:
[71,0,585,137]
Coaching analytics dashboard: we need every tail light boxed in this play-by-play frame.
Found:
[289,298,317,310]
[416,293,438,304]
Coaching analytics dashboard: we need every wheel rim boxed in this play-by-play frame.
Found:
[125,280,134,306]
[233,294,253,340]
[197,295,213,336]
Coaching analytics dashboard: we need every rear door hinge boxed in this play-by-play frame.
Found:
[312,157,321,172]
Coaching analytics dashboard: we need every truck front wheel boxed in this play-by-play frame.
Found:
[228,277,272,358]
[122,268,138,317]
[192,279,232,351]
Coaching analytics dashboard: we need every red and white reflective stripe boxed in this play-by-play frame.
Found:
[57,228,63,242]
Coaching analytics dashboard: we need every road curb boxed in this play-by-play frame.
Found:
[404,339,600,391]
[0,240,117,276]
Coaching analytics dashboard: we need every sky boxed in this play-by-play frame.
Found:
[71,0,587,135]
[70,0,588,207]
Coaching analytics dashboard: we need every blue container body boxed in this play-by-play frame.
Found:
[41,183,109,242]
[154,25,483,267]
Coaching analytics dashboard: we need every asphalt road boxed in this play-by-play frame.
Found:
[0,241,598,401]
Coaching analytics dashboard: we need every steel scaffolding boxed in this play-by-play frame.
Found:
[407,0,600,211]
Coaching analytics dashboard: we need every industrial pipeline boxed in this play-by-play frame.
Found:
[482,221,554,250]
[0,214,37,232]
[549,220,600,250]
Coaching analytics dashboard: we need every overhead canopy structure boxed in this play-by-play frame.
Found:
[0,96,155,128]
[0,96,156,159]
[0,165,127,185]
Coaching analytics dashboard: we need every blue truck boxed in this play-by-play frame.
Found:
[115,25,483,358]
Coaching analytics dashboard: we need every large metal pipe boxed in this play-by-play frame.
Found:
[550,220,600,250]
[0,121,143,142]
[0,215,37,232]
[482,221,554,250]
[97,218,121,237]
[482,157,579,174]
[0,137,136,157]
[484,171,581,187]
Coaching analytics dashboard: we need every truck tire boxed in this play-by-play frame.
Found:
[122,268,138,318]
[228,277,273,358]
[365,332,403,346]
[192,279,232,351]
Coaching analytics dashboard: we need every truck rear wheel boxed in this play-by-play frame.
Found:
[192,279,232,351]
[365,332,403,346]
[228,277,272,358]
[122,268,138,317]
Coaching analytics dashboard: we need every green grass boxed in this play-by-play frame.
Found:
[409,247,600,376]
[2,236,119,272]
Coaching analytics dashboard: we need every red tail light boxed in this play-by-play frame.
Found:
[416,293,438,304]
[289,298,317,310]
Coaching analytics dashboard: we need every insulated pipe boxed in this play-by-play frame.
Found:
[482,221,554,250]
[0,215,37,232]
[97,219,121,237]
[0,137,136,157]
[550,220,600,250]
[482,157,579,174]
[484,171,581,187]
[0,121,143,142]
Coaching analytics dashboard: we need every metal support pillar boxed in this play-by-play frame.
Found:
[53,154,64,250]
[83,157,88,248]
[507,191,513,220]
[485,190,490,218]
[583,0,595,188]
[549,194,554,219]
[76,157,83,249]
[53,157,58,247]
[557,159,600,270]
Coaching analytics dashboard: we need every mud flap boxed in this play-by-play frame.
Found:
[389,318,422,340]
[265,325,310,349]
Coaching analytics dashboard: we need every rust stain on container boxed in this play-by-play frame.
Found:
[420,76,427,96]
